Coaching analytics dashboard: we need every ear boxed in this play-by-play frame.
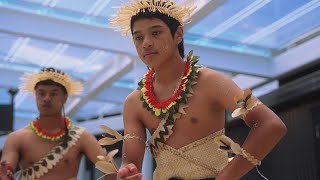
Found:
[175,26,184,44]
[62,94,68,105]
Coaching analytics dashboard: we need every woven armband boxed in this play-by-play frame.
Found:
[232,88,262,119]
[214,135,261,166]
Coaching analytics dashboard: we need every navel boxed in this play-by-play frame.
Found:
[64,159,70,164]
[190,117,198,124]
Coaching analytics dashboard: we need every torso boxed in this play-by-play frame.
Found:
[17,126,82,180]
[136,68,226,149]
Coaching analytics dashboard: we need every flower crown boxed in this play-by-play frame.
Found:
[20,68,83,96]
[110,0,196,35]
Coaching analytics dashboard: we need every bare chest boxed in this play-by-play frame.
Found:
[19,133,81,169]
[140,90,225,148]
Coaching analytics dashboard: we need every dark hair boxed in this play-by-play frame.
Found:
[130,10,185,58]
[34,67,68,95]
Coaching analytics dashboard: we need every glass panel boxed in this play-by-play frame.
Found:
[184,33,273,58]
[186,0,319,57]
[0,32,19,56]
[218,0,310,43]
[54,0,96,14]
[1,35,119,81]
[0,0,107,27]
[256,6,320,49]
[188,0,258,36]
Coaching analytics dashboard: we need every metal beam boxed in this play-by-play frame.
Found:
[0,7,136,56]
[65,55,133,116]
[272,35,320,76]
[187,44,275,78]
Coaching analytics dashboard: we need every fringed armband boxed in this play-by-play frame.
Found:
[232,88,262,119]
[214,135,261,166]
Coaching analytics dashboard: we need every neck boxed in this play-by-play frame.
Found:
[153,53,185,84]
[37,114,65,130]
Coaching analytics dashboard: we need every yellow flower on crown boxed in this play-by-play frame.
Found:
[110,0,197,35]
[20,68,83,96]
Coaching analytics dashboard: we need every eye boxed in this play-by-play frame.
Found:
[152,31,161,36]
[50,92,58,97]
[134,35,143,41]
[37,92,45,97]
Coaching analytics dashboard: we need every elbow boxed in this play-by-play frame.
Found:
[272,117,287,137]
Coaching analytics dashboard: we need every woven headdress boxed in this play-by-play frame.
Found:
[110,0,196,35]
[20,67,83,96]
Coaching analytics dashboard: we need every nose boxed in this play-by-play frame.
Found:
[43,94,51,102]
[142,36,153,49]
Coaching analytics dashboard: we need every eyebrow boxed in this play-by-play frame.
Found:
[36,88,59,92]
[133,25,164,35]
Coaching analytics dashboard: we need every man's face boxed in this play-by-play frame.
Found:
[132,18,181,68]
[35,85,67,117]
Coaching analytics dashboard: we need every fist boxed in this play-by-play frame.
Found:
[117,163,143,180]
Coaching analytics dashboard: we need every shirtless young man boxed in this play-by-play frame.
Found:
[97,1,287,179]
[0,67,106,180]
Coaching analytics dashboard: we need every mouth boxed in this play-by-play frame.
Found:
[143,52,158,58]
[42,105,52,109]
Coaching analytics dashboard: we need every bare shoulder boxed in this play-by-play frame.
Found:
[197,67,237,94]
[6,126,31,142]
[79,128,90,136]
[78,128,96,142]
[76,127,105,161]
[77,128,99,148]
[125,89,141,104]
[197,67,242,110]
[198,67,231,83]
[3,126,31,151]
[124,89,143,112]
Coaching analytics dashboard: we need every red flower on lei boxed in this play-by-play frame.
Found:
[30,117,72,142]
[138,50,199,118]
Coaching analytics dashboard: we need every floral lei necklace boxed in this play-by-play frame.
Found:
[30,117,72,142]
[138,50,200,119]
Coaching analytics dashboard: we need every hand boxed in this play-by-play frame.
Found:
[0,161,9,180]
[117,163,143,180]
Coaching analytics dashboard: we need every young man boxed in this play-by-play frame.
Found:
[0,68,106,180]
[98,1,287,179]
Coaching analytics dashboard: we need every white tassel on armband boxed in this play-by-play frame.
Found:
[214,135,261,166]
[95,125,146,179]
[232,88,262,119]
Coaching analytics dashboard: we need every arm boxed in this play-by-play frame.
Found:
[118,91,146,180]
[80,130,106,164]
[80,130,115,180]
[207,70,287,179]
[0,132,20,180]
